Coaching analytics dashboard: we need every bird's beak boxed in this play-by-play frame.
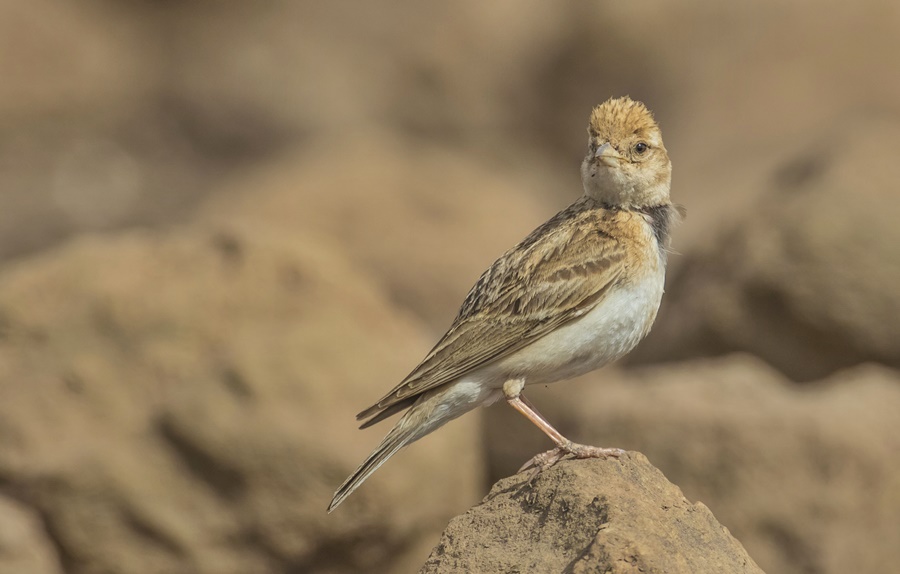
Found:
[594,142,624,166]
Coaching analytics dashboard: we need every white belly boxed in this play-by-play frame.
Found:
[487,269,664,385]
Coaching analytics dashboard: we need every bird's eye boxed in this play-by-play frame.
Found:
[634,142,649,154]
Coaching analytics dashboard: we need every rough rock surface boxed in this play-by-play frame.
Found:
[485,355,900,574]
[630,115,900,381]
[0,224,482,574]
[421,455,763,574]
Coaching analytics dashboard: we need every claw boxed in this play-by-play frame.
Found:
[518,442,625,476]
[518,447,565,474]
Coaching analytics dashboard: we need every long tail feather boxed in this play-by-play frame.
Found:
[329,381,490,512]
[327,425,416,512]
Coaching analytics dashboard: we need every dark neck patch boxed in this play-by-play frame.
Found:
[598,202,678,247]
[637,203,679,257]
[641,204,676,244]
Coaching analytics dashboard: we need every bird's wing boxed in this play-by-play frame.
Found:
[357,204,627,424]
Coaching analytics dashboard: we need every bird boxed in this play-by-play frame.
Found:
[328,96,681,512]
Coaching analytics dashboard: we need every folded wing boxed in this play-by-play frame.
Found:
[357,205,626,426]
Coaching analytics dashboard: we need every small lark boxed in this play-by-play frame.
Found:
[329,97,680,512]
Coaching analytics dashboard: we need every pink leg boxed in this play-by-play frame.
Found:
[503,380,624,474]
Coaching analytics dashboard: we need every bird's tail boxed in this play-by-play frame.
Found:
[327,422,418,513]
[328,382,489,512]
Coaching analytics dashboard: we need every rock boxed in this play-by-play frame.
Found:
[0,108,233,263]
[201,130,555,330]
[0,495,63,574]
[484,355,900,574]
[421,454,763,574]
[0,0,152,117]
[630,115,900,380]
[0,224,482,574]
[159,1,572,147]
[0,1,219,263]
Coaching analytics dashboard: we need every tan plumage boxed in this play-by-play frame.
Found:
[360,201,642,425]
[329,96,681,512]
[589,96,660,142]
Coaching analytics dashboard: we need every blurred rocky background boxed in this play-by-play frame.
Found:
[1,1,898,573]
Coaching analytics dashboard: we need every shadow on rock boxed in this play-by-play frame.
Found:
[422,454,763,574]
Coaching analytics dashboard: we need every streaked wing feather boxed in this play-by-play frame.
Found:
[357,203,625,422]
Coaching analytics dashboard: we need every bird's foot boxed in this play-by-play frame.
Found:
[518,441,625,475]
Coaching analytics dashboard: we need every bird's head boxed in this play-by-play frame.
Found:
[581,96,672,209]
